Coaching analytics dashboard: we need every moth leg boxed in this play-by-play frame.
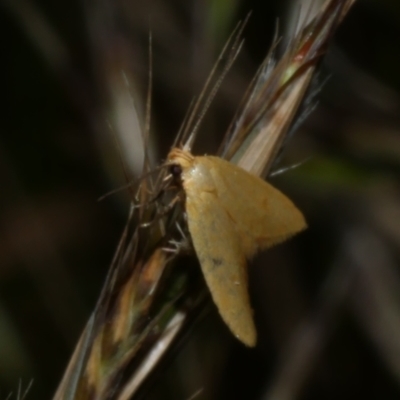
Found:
[140,193,182,228]
[162,221,191,254]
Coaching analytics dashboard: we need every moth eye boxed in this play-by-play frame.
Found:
[170,164,182,178]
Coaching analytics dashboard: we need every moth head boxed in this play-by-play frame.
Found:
[169,163,183,183]
[166,148,195,185]
[167,148,194,170]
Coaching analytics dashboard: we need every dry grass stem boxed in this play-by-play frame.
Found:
[53,1,356,399]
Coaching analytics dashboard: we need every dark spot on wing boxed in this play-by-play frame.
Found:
[211,257,223,268]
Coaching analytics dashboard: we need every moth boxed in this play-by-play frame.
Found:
[166,147,306,346]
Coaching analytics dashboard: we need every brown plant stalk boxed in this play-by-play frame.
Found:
[53,1,356,399]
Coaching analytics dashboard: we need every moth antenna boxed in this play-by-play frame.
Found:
[132,180,179,212]
[135,169,176,209]
[97,164,168,202]
[140,194,181,228]
[124,171,178,214]
[98,181,137,202]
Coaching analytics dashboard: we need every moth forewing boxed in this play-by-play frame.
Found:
[167,148,306,346]
[185,190,257,347]
[201,155,307,256]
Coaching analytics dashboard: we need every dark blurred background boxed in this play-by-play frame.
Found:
[3,0,400,399]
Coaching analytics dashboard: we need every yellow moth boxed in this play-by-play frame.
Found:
[167,147,306,347]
